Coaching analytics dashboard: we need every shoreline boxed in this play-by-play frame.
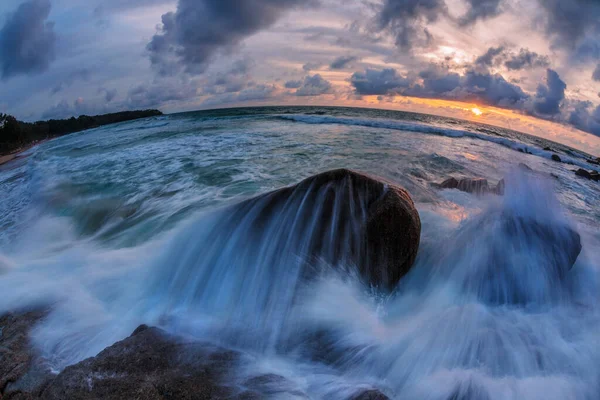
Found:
[0,140,46,167]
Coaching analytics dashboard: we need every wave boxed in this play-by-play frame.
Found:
[276,114,599,171]
[0,170,598,399]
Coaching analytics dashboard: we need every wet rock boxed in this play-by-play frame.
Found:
[494,179,505,195]
[41,325,309,400]
[575,169,599,181]
[184,168,421,290]
[437,177,505,196]
[448,212,582,305]
[440,177,459,189]
[518,163,532,171]
[457,178,490,195]
[350,389,390,400]
[243,374,307,398]
[551,154,561,162]
[0,311,53,399]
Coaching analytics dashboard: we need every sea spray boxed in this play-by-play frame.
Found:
[0,108,598,399]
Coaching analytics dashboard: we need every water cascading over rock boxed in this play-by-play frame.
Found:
[148,169,421,348]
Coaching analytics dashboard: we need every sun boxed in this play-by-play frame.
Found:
[471,107,483,116]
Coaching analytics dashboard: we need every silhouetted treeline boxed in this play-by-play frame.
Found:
[0,110,163,154]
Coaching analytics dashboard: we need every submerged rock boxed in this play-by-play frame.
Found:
[551,154,562,162]
[446,212,582,305]
[351,389,390,400]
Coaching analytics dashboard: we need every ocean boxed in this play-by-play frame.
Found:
[0,106,599,399]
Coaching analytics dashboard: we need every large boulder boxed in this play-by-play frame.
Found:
[260,169,421,288]
[158,169,421,294]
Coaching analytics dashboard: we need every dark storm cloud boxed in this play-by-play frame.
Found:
[352,66,527,108]
[459,0,504,26]
[284,80,303,89]
[329,55,359,70]
[475,47,550,71]
[375,0,446,50]
[504,49,550,71]
[533,69,566,116]
[568,101,600,136]
[350,68,411,95]
[538,0,600,58]
[201,59,255,95]
[0,0,56,80]
[475,46,505,67]
[147,0,315,76]
[295,74,332,96]
[593,64,600,81]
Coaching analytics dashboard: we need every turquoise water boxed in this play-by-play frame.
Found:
[0,106,599,399]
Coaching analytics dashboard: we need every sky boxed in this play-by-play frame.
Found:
[1,0,600,154]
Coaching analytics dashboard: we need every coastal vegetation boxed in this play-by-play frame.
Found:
[0,110,163,154]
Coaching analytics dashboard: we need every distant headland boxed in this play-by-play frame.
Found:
[0,109,163,157]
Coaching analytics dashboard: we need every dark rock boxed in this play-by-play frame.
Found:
[350,389,390,400]
[551,154,561,162]
[543,147,552,151]
[457,178,490,195]
[494,179,505,195]
[576,169,592,180]
[0,311,54,399]
[446,212,582,305]
[590,171,600,182]
[41,325,309,400]
[163,169,421,291]
[518,163,532,171]
[440,177,459,189]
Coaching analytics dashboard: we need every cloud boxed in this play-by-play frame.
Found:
[200,58,256,95]
[375,0,446,50]
[350,68,411,95]
[352,66,528,108]
[127,80,199,109]
[504,49,550,71]
[303,62,323,72]
[593,64,600,81]
[533,69,566,116]
[295,74,332,96]
[202,83,279,106]
[0,0,56,80]
[51,69,92,95]
[459,0,504,26]
[475,46,505,67]
[284,80,303,89]
[568,101,600,136]
[475,47,550,71]
[538,0,600,59]
[329,55,359,70]
[98,87,118,103]
[147,0,314,76]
